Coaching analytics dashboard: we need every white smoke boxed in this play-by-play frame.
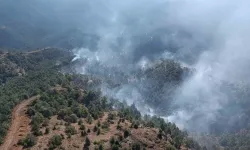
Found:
[166,0,250,132]
[3,0,250,132]
[70,0,250,133]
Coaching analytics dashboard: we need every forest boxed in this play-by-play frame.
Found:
[0,49,201,149]
[0,48,249,149]
[1,0,250,149]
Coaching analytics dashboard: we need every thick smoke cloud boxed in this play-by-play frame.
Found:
[166,0,250,132]
[71,0,250,133]
[1,0,250,133]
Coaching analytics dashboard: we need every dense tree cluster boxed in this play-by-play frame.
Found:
[136,60,191,115]
[142,115,201,150]
[0,49,73,143]
[218,130,250,150]
[28,85,111,136]
[0,69,71,143]
[0,49,200,150]
[0,48,73,85]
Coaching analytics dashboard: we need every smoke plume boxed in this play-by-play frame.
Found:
[71,0,250,133]
[1,0,250,133]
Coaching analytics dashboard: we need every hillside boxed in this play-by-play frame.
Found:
[0,48,73,84]
[22,89,199,150]
[0,48,73,143]
[2,48,250,150]
[0,96,39,150]
[1,1,250,150]
[0,49,200,150]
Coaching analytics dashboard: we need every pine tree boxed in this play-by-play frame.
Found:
[84,137,91,148]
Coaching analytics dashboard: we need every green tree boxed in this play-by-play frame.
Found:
[97,120,101,127]
[69,114,78,123]
[45,127,50,134]
[132,143,141,150]
[31,112,44,127]
[99,144,104,150]
[165,144,177,150]
[65,125,77,135]
[84,137,91,148]
[48,135,62,149]
[78,119,83,125]
[18,134,37,148]
[97,128,101,135]
[110,136,115,145]
[124,130,130,138]
[81,130,87,137]
[87,115,93,124]
[112,144,119,150]
[80,124,85,130]
[93,126,98,132]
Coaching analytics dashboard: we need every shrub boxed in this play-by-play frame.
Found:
[173,136,183,149]
[80,124,86,130]
[18,134,37,148]
[108,112,116,121]
[42,118,50,127]
[184,138,201,149]
[111,144,119,150]
[131,121,140,129]
[165,144,177,150]
[97,128,101,135]
[81,131,87,137]
[110,136,115,145]
[78,119,83,125]
[70,114,78,123]
[145,121,154,128]
[45,127,50,134]
[74,105,89,118]
[110,137,120,149]
[58,109,68,120]
[65,114,78,123]
[124,130,130,138]
[93,126,98,132]
[87,129,91,133]
[118,134,123,141]
[0,137,3,145]
[87,115,93,124]
[65,125,77,135]
[101,121,110,129]
[115,140,120,146]
[31,112,44,131]
[157,129,163,139]
[132,143,141,150]
[60,134,65,139]
[67,134,71,139]
[48,135,62,150]
[84,137,91,148]
[116,124,122,130]
[99,144,104,150]
[41,108,53,118]
[97,120,101,127]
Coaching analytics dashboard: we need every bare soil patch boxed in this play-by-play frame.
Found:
[0,96,39,150]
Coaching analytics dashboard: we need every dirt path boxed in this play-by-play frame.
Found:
[0,96,39,150]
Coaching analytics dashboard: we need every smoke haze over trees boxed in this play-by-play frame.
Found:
[1,0,250,148]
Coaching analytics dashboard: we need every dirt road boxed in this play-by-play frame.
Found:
[0,96,39,150]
